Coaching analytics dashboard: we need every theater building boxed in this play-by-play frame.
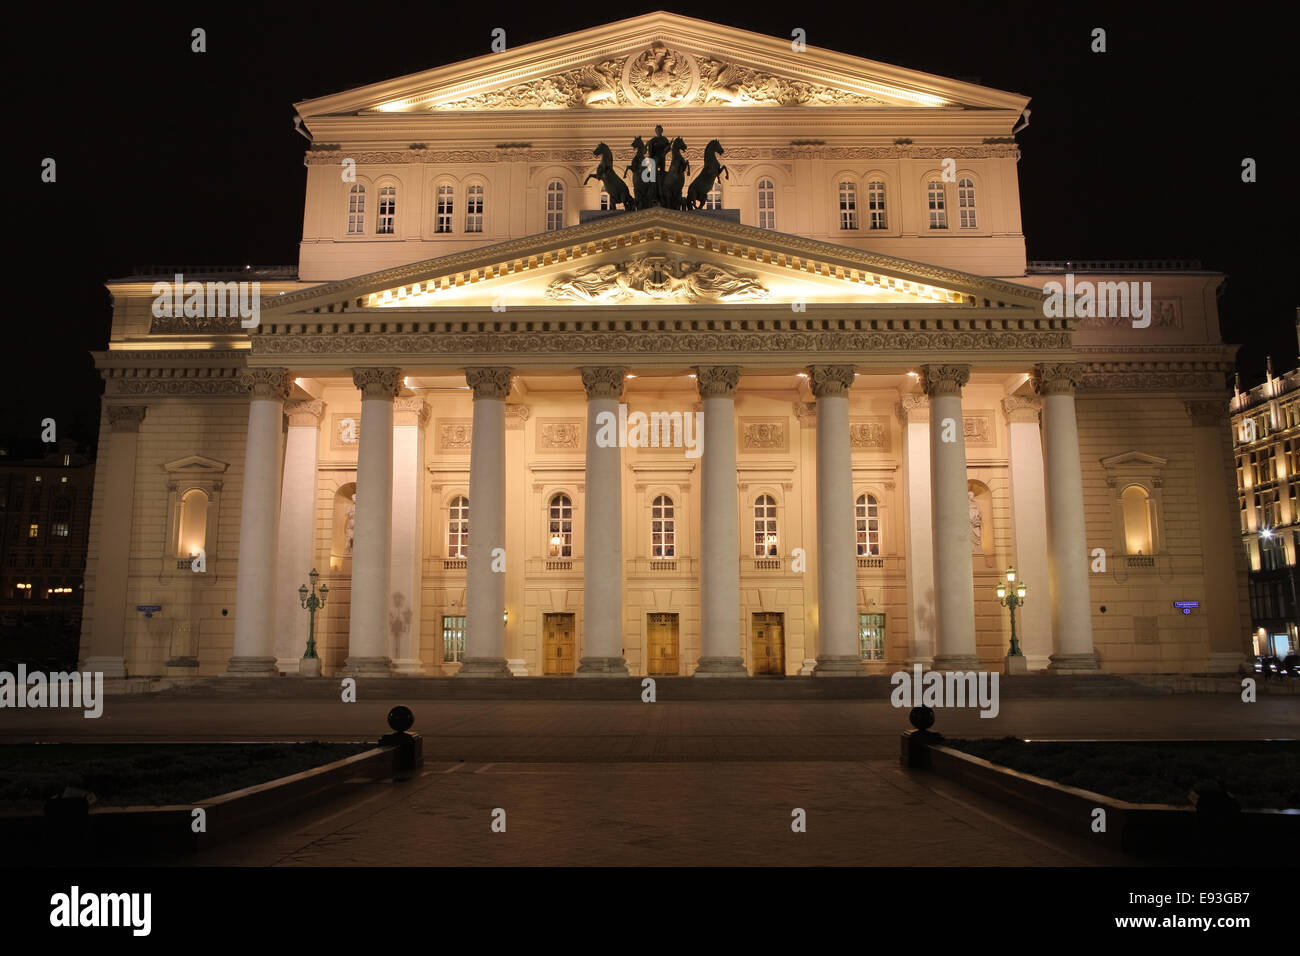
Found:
[78,12,1250,681]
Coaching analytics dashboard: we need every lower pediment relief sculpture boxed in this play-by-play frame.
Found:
[546,254,769,303]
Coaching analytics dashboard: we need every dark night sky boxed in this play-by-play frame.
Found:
[8,0,1295,457]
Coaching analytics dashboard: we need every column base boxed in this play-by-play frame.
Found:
[81,656,126,679]
[813,655,866,677]
[275,656,300,675]
[455,657,512,677]
[225,656,279,676]
[391,658,425,675]
[931,654,980,671]
[576,657,630,677]
[904,656,935,670]
[506,658,530,677]
[1003,654,1028,675]
[798,658,817,676]
[299,657,322,677]
[1205,652,1253,674]
[1047,652,1102,673]
[342,656,393,676]
[692,656,748,677]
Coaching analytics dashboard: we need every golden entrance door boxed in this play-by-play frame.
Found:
[647,613,680,676]
[543,613,576,675]
[751,612,785,676]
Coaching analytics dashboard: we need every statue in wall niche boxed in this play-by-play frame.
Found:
[344,493,356,555]
[969,490,983,551]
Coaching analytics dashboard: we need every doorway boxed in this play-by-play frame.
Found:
[647,612,680,676]
[543,613,576,675]
[751,612,785,676]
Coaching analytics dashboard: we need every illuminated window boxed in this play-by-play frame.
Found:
[651,495,675,558]
[347,184,366,234]
[1121,485,1152,554]
[856,494,880,556]
[753,494,778,557]
[546,181,565,231]
[927,181,948,229]
[442,615,466,663]
[377,185,396,234]
[465,184,483,233]
[548,493,573,557]
[838,181,858,230]
[867,180,887,229]
[435,184,454,234]
[28,524,38,538]
[599,191,610,211]
[177,488,209,558]
[705,183,722,210]
[859,613,885,660]
[447,495,469,558]
[757,179,775,229]
[958,177,977,228]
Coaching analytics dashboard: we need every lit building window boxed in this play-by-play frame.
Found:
[651,494,675,558]
[599,191,610,211]
[839,181,858,230]
[757,179,775,229]
[435,185,454,234]
[1121,485,1153,554]
[177,488,208,558]
[705,183,722,210]
[377,185,397,234]
[442,615,466,663]
[465,184,483,233]
[28,524,39,538]
[447,495,469,558]
[347,184,366,234]
[546,181,565,231]
[867,180,887,229]
[859,612,885,660]
[753,494,778,556]
[856,493,880,555]
[958,177,977,228]
[927,181,948,229]
[548,493,573,557]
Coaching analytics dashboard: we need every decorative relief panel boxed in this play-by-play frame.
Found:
[438,420,473,454]
[739,419,786,452]
[849,419,889,451]
[546,254,769,303]
[963,413,995,446]
[330,413,361,452]
[537,420,584,452]
[1075,297,1182,329]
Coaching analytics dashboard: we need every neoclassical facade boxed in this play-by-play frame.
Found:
[79,13,1250,680]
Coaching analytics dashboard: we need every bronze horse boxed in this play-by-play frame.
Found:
[660,137,690,210]
[686,139,728,210]
[585,142,634,211]
[626,136,653,210]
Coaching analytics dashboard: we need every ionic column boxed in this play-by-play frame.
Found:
[922,364,979,670]
[1186,400,1253,673]
[693,365,747,676]
[809,365,863,676]
[229,368,291,675]
[274,399,324,673]
[390,397,430,674]
[1031,363,1100,672]
[577,367,629,675]
[344,367,401,676]
[1003,395,1053,670]
[459,367,512,677]
[81,405,147,678]
[897,395,935,665]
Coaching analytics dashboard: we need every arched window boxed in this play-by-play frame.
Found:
[377,185,397,234]
[705,182,722,210]
[838,182,858,230]
[546,181,565,231]
[177,488,209,558]
[856,494,880,556]
[958,177,977,228]
[927,180,947,229]
[867,180,887,230]
[435,184,454,234]
[465,184,483,233]
[651,495,675,558]
[347,184,366,235]
[51,498,71,538]
[756,179,775,229]
[548,493,573,557]
[753,494,778,556]
[1122,485,1153,554]
[447,495,469,558]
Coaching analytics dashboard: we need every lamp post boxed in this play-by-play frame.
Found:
[996,566,1028,674]
[298,568,329,677]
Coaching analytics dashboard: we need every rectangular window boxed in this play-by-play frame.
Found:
[28,523,38,538]
[436,186,454,234]
[377,186,396,235]
[442,615,466,663]
[465,185,483,233]
[927,182,947,229]
[859,613,885,660]
[52,522,69,537]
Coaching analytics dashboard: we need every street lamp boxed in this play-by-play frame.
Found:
[996,566,1028,673]
[298,568,329,677]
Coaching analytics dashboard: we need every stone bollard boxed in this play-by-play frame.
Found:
[899,705,944,769]
[379,705,423,781]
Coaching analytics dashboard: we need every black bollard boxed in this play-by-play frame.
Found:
[900,705,944,769]
[379,705,423,780]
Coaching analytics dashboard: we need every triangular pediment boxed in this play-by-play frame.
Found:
[295,12,1027,119]
[1100,451,1168,470]
[259,208,1044,320]
[162,455,229,476]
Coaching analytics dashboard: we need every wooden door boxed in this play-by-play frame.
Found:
[543,613,576,675]
[647,613,680,675]
[751,612,785,676]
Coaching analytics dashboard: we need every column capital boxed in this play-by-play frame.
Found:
[285,399,325,427]
[694,365,741,399]
[106,405,147,432]
[464,366,512,400]
[579,366,626,401]
[1031,363,1083,396]
[239,367,292,400]
[896,394,929,424]
[807,365,855,398]
[920,364,970,397]
[393,397,431,427]
[351,367,403,400]
[1185,399,1228,427]
[505,404,530,429]
[1001,395,1041,423]
[793,401,817,427]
